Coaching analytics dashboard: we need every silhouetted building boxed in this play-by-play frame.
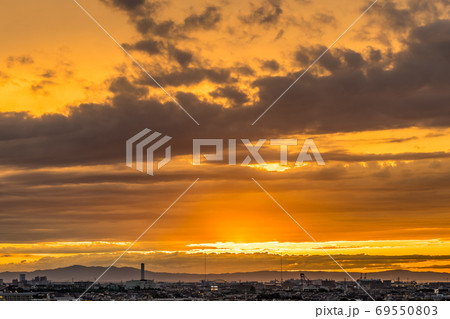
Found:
[32,276,49,286]
[126,263,156,290]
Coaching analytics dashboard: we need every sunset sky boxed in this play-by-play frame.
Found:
[0,0,450,276]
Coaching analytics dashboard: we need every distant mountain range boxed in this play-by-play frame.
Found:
[1,266,449,283]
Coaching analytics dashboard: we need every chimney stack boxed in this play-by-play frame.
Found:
[141,263,145,281]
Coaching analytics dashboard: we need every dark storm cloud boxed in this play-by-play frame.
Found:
[122,39,163,55]
[240,0,283,25]
[40,70,56,79]
[167,46,193,67]
[30,80,54,93]
[0,20,449,168]
[295,46,366,72]
[6,55,34,68]
[106,0,145,11]
[261,59,280,71]
[381,136,418,144]
[210,86,250,107]
[136,19,175,37]
[103,1,221,38]
[0,90,247,168]
[183,6,221,30]
[122,40,193,67]
[0,99,192,167]
[108,4,221,68]
[234,65,255,76]
[377,1,414,30]
[363,0,449,38]
[312,13,335,25]
[367,47,382,63]
[29,68,63,93]
[136,66,234,86]
[102,0,175,37]
[253,19,450,131]
[108,76,148,97]
[295,46,339,71]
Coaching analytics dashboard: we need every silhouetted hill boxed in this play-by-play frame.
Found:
[1,266,449,283]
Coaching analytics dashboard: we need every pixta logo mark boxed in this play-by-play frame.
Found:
[126,128,172,176]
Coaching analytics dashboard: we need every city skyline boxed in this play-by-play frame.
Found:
[1,0,450,280]
[1,262,449,301]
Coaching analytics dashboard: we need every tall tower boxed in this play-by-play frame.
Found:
[141,263,145,281]
[280,255,283,285]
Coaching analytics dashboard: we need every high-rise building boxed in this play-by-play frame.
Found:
[125,263,156,290]
[19,274,26,282]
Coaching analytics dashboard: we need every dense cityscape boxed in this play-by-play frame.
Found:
[1,264,449,301]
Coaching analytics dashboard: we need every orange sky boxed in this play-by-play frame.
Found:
[0,0,449,275]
